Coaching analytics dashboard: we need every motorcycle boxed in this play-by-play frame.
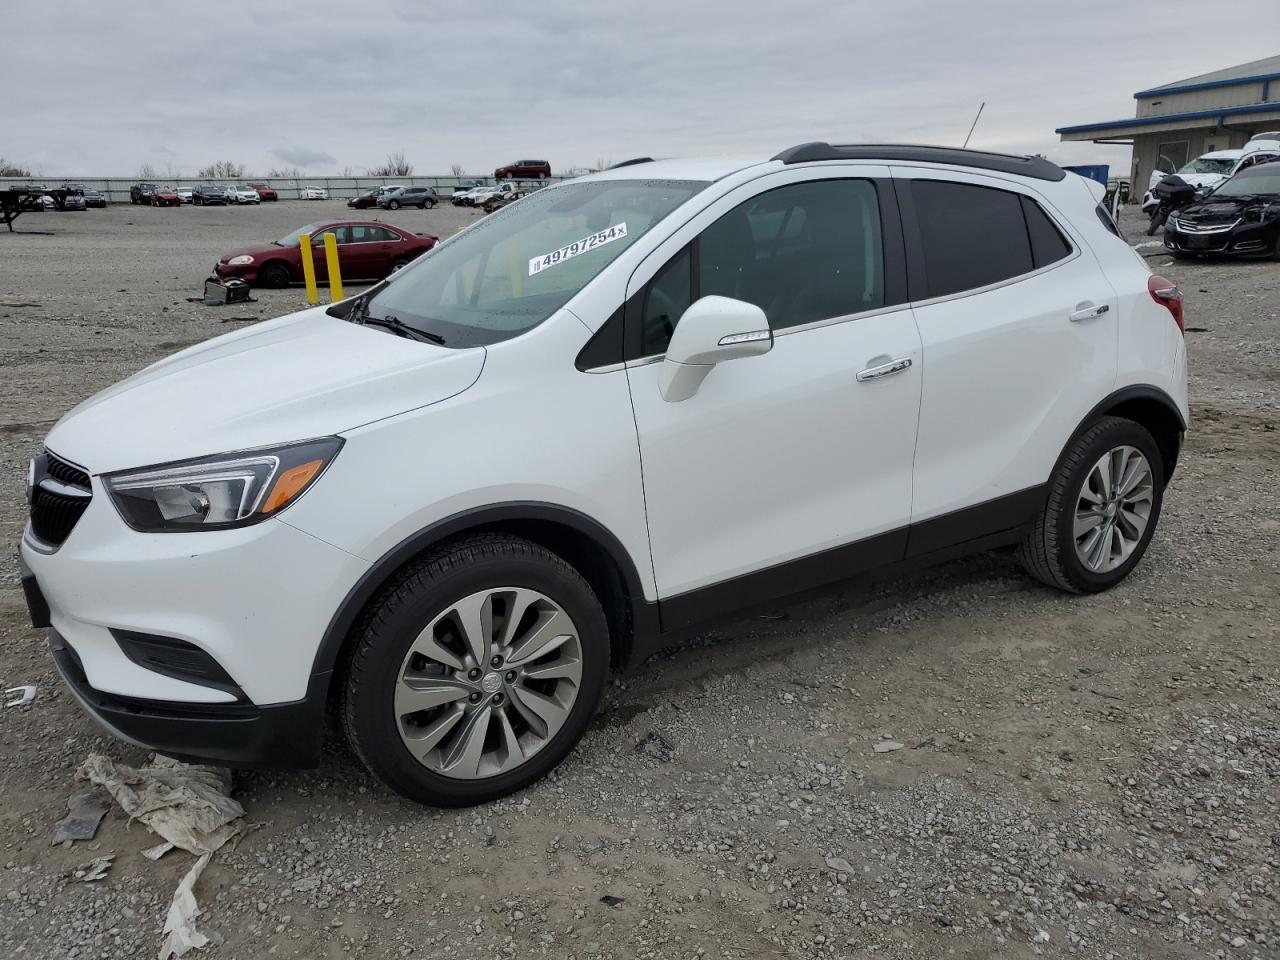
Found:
[1145,175,1202,236]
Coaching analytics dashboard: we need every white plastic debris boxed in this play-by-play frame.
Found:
[873,739,904,753]
[77,754,246,856]
[825,856,855,874]
[77,754,248,959]
[4,685,36,707]
[160,854,213,960]
[75,854,114,882]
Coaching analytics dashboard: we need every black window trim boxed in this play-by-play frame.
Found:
[592,176,909,367]
[895,174,1080,309]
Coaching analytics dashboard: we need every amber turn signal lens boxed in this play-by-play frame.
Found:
[262,459,324,514]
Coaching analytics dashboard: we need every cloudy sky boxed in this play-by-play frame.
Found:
[5,0,1278,178]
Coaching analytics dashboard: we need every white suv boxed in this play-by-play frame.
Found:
[20,144,1188,806]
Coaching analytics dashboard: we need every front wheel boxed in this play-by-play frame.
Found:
[258,261,292,288]
[388,199,401,210]
[1017,416,1165,594]
[341,534,609,807]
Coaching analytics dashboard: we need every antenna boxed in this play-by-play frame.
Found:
[962,101,986,149]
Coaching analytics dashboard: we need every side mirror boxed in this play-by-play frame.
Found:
[658,296,772,402]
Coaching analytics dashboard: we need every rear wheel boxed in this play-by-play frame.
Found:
[341,534,609,806]
[424,199,435,209]
[390,256,411,273]
[1017,416,1164,594]
[258,261,292,288]
[389,199,401,210]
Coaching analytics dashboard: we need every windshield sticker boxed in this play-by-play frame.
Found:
[529,223,628,276]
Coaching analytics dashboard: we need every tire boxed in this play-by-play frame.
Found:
[424,199,435,209]
[258,261,292,288]
[388,200,401,210]
[389,256,411,273]
[341,533,609,807]
[1017,416,1165,594]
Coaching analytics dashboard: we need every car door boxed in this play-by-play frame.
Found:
[625,168,923,629]
[308,225,351,280]
[892,169,1119,546]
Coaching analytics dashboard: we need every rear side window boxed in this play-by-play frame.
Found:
[910,181,1032,298]
[1021,196,1072,267]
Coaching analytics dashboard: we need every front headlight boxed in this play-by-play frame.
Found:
[228,255,254,265]
[103,438,342,532]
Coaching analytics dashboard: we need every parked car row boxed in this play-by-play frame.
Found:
[127,181,291,205]
[9,183,105,212]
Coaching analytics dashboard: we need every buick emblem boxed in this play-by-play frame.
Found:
[480,673,502,694]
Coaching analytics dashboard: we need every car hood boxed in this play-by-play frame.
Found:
[1150,171,1226,190]
[218,242,288,263]
[1179,195,1280,223]
[45,306,486,474]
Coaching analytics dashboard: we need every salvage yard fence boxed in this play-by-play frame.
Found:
[0,175,565,204]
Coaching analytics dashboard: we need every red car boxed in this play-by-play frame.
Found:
[247,181,278,202]
[494,159,551,180]
[149,187,181,207]
[213,220,438,288]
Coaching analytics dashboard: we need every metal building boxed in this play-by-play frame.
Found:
[1056,55,1280,199]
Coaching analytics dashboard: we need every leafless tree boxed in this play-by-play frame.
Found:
[449,163,465,178]
[267,166,304,178]
[136,163,161,180]
[595,158,613,172]
[0,158,34,177]
[339,165,355,177]
[369,152,413,177]
[197,160,247,179]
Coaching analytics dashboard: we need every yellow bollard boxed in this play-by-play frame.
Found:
[299,233,319,305]
[322,232,343,302]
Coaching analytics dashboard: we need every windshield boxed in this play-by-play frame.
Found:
[1178,157,1236,176]
[1212,168,1280,198]
[366,178,706,347]
[277,223,321,246]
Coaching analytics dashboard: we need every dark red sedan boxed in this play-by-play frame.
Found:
[213,221,438,288]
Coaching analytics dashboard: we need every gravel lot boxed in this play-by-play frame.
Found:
[0,201,1277,959]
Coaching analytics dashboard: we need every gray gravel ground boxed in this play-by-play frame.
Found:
[0,201,1277,959]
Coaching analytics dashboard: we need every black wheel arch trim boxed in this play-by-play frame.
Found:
[308,501,653,685]
[1072,383,1185,478]
[1083,383,1185,432]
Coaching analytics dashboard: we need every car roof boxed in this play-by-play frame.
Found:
[1200,149,1244,160]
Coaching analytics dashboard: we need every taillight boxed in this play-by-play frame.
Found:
[1148,275,1184,334]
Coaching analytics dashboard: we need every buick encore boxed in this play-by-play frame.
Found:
[20,144,1188,806]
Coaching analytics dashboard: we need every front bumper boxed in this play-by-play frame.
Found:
[1164,220,1277,256]
[49,630,324,768]
[20,474,369,713]
[214,262,256,282]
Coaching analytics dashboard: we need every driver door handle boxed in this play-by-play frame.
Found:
[856,357,912,382]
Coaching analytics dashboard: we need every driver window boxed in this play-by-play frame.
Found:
[640,179,884,356]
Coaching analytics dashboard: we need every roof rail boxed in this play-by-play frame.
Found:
[771,142,1066,182]
[609,157,655,169]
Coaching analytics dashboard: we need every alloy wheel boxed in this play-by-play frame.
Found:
[1073,445,1153,573]
[395,587,583,779]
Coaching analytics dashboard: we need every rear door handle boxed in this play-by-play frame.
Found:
[1070,302,1110,322]
[856,357,912,382]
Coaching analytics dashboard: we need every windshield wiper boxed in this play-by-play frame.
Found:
[362,313,445,345]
